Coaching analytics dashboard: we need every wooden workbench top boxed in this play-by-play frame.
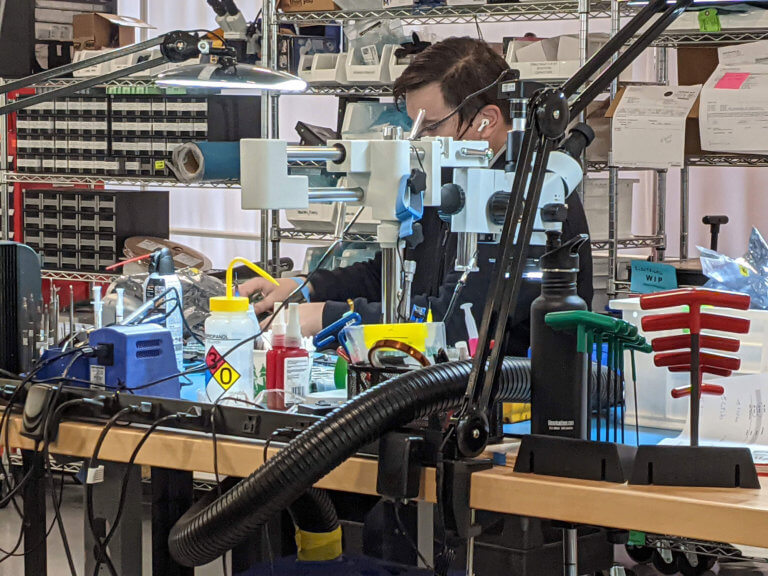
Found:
[7,416,768,548]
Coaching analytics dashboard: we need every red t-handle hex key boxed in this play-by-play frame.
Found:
[639,288,751,446]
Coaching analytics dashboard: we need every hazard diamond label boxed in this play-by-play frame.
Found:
[206,346,241,390]
[212,361,241,390]
[206,347,224,373]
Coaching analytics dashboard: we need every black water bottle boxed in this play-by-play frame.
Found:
[530,230,589,439]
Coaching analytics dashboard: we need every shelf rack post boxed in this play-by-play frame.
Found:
[0,83,9,242]
[654,45,669,262]
[577,0,590,202]
[680,163,689,260]
[606,0,621,298]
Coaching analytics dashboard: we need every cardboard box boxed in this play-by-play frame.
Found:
[676,46,720,155]
[278,0,338,12]
[73,13,152,50]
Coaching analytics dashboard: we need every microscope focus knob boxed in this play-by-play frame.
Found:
[487,191,511,226]
[541,202,569,224]
[438,183,465,222]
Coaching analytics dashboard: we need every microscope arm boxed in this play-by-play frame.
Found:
[455,0,696,457]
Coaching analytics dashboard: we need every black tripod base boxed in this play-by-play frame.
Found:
[513,435,636,483]
[630,445,761,489]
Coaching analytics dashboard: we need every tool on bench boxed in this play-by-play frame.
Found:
[640,287,750,447]
[313,311,361,350]
[545,310,652,443]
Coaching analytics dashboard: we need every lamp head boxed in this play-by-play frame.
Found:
[156,60,307,92]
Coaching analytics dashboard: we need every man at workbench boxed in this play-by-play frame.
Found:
[240,37,593,356]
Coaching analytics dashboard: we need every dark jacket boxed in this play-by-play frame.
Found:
[310,156,593,357]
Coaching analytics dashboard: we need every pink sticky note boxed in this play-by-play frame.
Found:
[716,72,750,90]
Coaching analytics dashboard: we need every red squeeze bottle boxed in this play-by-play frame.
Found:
[266,309,287,410]
[266,304,309,410]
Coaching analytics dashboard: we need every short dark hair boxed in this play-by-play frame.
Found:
[393,37,512,126]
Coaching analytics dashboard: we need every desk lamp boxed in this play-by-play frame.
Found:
[0,29,305,116]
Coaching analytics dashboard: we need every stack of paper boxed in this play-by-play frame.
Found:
[661,373,768,475]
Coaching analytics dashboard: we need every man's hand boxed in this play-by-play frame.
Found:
[260,302,325,337]
[239,277,311,315]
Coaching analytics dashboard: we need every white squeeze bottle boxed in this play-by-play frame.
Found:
[204,257,278,405]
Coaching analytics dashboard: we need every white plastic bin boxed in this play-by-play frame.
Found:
[611,297,768,430]
[583,177,636,239]
[387,44,412,82]
[298,52,342,85]
[345,45,394,86]
[286,204,379,235]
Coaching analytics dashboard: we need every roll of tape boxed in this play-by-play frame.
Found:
[171,141,241,183]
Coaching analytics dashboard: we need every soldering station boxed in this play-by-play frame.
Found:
[2,0,768,575]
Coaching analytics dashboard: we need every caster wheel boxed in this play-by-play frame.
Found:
[676,552,716,576]
[625,544,654,564]
[652,549,680,575]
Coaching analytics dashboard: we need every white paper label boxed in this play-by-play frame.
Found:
[90,365,106,386]
[173,252,200,267]
[284,356,310,398]
[361,45,379,66]
[612,85,701,169]
[137,239,163,251]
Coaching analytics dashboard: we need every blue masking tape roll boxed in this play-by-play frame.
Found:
[174,141,240,182]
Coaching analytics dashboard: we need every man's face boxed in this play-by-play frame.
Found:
[406,82,476,140]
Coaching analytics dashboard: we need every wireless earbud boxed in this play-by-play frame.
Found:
[477,119,490,133]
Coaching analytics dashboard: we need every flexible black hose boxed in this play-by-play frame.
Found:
[183,478,338,537]
[169,358,531,566]
[288,488,339,534]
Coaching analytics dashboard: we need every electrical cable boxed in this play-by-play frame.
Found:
[441,252,477,325]
[188,28,228,47]
[0,473,62,561]
[93,411,192,576]
[413,69,512,137]
[129,206,367,393]
[85,406,136,576]
[393,501,435,573]
[434,427,456,576]
[209,403,229,576]
[0,350,92,563]
[0,349,86,523]
[41,352,91,576]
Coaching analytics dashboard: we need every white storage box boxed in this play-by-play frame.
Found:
[583,177,636,239]
[345,44,394,86]
[611,297,768,430]
[298,53,342,85]
[506,34,609,81]
[285,205,336,232]
[72,49,112,77]
[286,204,379,235]
[387,44,413,82]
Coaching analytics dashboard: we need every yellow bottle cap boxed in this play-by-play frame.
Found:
[210,257,280,314]
[210,296,250,313]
